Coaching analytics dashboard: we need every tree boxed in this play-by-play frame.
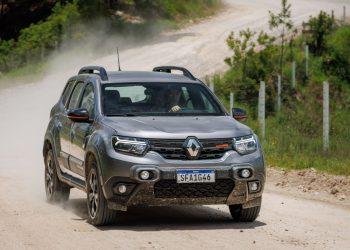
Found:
[225,28,256,82]
[223,29,277,113]
[225,29,276,82]
[307,11,335,56]
[269,0,293,75]
[0,0,57,40]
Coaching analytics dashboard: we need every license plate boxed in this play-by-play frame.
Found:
[176,169,215,183]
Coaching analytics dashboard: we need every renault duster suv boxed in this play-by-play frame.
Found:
[43,66,265,226]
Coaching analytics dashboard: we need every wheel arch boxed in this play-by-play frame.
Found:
[85,151,97,179]
[84,148,109,198]
[43,139,52,157]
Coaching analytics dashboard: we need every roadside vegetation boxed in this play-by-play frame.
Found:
[212,2,350,175]
[0,0,221,79]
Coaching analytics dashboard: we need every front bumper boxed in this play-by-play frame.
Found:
[98,149,265,211]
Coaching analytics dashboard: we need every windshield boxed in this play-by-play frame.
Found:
[102,82,225,116]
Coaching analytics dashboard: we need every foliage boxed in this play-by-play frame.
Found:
[152,0,220,20]
[306,11,335,56]
[0,0,57,40]
[0,0,221,76]
[220,29,279,117]
[0,2,80,73]
[225,29,257,82]
[322,26,350,83]
[260,82,350,175]
[268,0,293,74]
[212,8,350,175]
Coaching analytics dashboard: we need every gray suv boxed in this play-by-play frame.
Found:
[43,66,265,226]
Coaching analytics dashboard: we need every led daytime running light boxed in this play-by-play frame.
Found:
[113,136,149,155]
[233,135,257,155]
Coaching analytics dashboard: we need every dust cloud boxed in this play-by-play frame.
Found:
[0,18,161,204]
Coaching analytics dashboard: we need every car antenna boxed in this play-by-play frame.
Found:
[117,47,122,71]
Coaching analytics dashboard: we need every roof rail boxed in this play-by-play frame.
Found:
[78,66,108,81]
[153,66,196,81]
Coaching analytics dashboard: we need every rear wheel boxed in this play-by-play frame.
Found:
[229,204,261,222]
[86,160,116,226]
[44,149,70,202]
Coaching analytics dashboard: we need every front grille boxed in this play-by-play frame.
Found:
[154,179,234,198]
[149,138,233,160]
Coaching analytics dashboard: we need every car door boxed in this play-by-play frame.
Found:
[70,83,95,177]
[58,81,86,172]
[56,79,76,171]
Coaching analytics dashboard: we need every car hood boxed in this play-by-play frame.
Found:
[102,116,253,139]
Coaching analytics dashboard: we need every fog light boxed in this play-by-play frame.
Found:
[118,184,127,194]
[113,183,136,195]
[140,170,150,180]
[250,182,258,191]
[240,169,251,178]
[248,181,260,192]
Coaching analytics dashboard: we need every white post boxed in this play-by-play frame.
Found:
[209,82,214,93]
[323,81,329,152]
[343,6,346,24]
[230,92,234,116]
[258,81,266,140]
[277,75,281,112]
[305,45,309,76]
[292,61,296,88]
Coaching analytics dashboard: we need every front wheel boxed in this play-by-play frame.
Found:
[44,149,70,202]
[86,160,116,226]
[229,204,261,222]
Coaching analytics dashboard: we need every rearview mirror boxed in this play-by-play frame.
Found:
[67,108,91,123]
[232,108,247,121]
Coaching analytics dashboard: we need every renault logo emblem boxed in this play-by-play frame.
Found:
[183,137,202,160]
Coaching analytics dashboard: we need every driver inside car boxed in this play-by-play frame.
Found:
[165,86,182,112]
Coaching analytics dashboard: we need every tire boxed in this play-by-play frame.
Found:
[229,204,261,222]
[86,160,116,226]
[44,149,70,203]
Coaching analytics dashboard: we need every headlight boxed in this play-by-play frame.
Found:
[112,136,149,156]
[233,135,257,155]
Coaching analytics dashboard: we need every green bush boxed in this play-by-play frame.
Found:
[0,3,80,73]
[322,26,350,83]
[307,11,335,56]
[0,0,221,76]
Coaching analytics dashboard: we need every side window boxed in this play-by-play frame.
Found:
[80,84,95,117]
[61,80,75,106]
[68,82,85,110]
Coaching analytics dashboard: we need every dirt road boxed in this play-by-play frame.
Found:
[0,0,350,249]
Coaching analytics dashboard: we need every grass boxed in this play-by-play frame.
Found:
[262,112,350,176]
[159,0,221,21]
[223,88,350,176]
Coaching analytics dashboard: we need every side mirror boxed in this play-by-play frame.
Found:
[67,108,91,123]
[232,108,247,121]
